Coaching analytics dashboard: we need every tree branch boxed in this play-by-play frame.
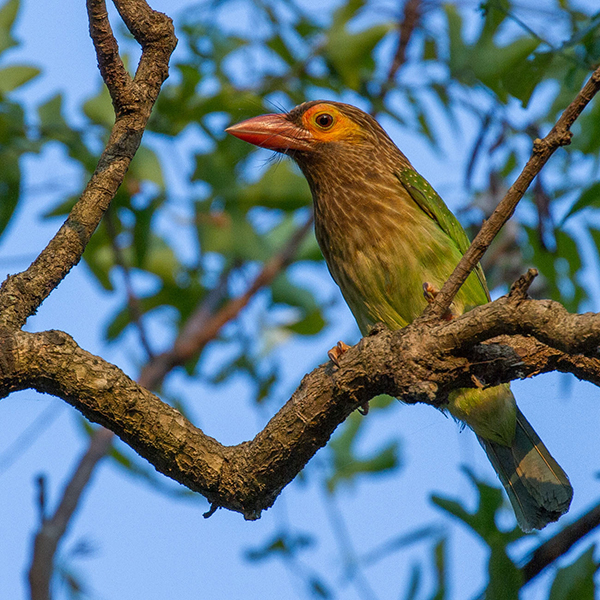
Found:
[0,0,176,331]
[8,2,176,598]
[425,64,600,320]
[22,210,313,597]
[4,284,600,520]
[28,428,113,600]
[381,0,421,98]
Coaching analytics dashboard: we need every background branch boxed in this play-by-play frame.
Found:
[27,428,113,600]
[378,0,421,106]
[522,501,600,584]
[140,214,313,390]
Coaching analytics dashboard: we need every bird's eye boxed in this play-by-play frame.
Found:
[315,113,334,129]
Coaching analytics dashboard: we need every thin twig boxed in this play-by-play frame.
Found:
[104,208,155,360]
[424,64,600,321]
[522,501,600,584]
[322,491,380,600]
[379,0,421,107]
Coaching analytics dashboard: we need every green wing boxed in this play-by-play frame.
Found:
[396,168,490,301]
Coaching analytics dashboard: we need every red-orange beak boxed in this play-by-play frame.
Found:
[225,113,314,152]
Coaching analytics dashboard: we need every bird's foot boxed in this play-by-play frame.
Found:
[423,282,455,321]
[327,340,351,367]
[422,282,438,304]
[327,341,370,415]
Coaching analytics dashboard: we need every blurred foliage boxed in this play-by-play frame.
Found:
[2,0,600,597]
[433,472,599,599]
[0,0,41,237]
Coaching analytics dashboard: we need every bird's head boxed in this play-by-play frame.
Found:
[226,101,409,175]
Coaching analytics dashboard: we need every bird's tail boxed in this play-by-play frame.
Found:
[478,408,573,532]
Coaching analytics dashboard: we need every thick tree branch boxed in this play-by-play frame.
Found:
[0,0,176,331]
[425,64,600,320]
[22,215,314,596]
[3,287,600,520]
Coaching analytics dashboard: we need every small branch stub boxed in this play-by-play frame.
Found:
[508,268,539,300]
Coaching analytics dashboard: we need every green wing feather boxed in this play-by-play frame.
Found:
[396,168,490,301]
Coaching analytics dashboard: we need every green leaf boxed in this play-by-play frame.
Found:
[38,94,97,171]
[330,0,365,30]
[486,549,521,600]
[431,469,525,544]
[549,545,598,600]
[193,135,251,195]
[0,148,20,238]
[271,273,318,312]
[430,538,447,600]
[403,564,422,600]
[327,411,400,492]
[563,181,600,221]
[266,34,296,66]
[478,0,510,42]
[308,578,331,599]
[245,531,314,562]
[501,52,553,106]
[571,97,600,155]
[325,23,390,90]
[130,146,165,189]
[473,37,541,102]
[0,0,19,55]
[83,84,114,127]
[196,208,269,262]
[423,37,437,60]
[0,65,39,94]
[265,216,322,261]
[231,161,310,211]
[325,0,390,90]
[286,309,325,335]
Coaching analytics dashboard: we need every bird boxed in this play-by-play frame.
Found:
[226,100,573,531]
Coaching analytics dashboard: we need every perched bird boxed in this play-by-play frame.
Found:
[226,100,572,531]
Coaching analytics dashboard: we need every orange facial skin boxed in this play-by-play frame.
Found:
[299,103,363,145]
[225,102,363,152]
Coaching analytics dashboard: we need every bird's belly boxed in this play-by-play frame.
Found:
[318,219,465,335]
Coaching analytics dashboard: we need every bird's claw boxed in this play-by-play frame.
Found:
[327,341,351,367]
[423,282,456,321]
[423,282,438,304]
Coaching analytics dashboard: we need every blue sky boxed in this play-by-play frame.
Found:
[1,0,600,599]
